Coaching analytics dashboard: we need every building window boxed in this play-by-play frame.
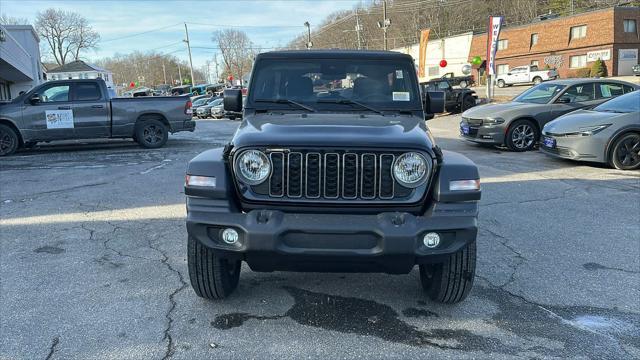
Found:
[497,39,508,50]
[530,33,538,47]
[570,25,587,40]
[497,64,509,75]
[624,19,637,33]
[428,66,439,77]
[569,55,587,69]
[531,60,539,67]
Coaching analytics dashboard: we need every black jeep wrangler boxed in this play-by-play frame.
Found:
[185,50,481,304]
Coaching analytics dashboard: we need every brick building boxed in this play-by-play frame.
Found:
[468,6,640,78]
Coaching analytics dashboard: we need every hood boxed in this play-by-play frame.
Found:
[462,101,543,119]
[232,113,434,151]
[543,109,627,134]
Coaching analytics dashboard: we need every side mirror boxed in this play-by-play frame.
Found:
[223,89,243,112]
[556,97,571,104]
[507,72,512,76]
[29,93,41,104]
[424,91,445,119]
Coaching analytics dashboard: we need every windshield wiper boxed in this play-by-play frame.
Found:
[254,98,316,112]
[598,109,626,113]
[317,98,385,116]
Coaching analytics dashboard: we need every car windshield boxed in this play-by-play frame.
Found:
[206,97,219,104]
[249,58,421,112]
[594,90,640,113]
[193,98,209,106]
[513,83,565,104]
[210,98,223,106]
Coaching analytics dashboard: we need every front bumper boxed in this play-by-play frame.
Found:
[186,199,478,274]
[539,134,606,163]
[460,122,505,145]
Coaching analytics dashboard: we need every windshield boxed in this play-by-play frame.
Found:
[594,90,640,113]
[513,83,565,104]
[210,98,223,106]
[249,58,421,112]
[193,98,209,106]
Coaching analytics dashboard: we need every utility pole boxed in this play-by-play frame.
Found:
[355,8,362,50]
[178,64,183,86]
[378,0,391,50]
[213,54,219,83]
[304,22,312,49]
[162,61,167,85]
[184,23,195,87]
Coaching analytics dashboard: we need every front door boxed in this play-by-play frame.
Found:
[551,83,599,124]
[22,82,77,141]
[72,82,110,138]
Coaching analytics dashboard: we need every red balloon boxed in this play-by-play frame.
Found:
[129,82,135,88]
[227,75,234,81]
[439,59,448,68]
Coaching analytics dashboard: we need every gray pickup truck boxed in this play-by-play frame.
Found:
[0,79,196,156]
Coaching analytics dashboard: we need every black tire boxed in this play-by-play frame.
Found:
[420,241,476,304]
[533,76,543,85]
[497,79,506,88]
[609,132,640,170]
[135,119,168,149]
[459,80,468,88]
[228,116,236,121]
[461,96,476,112]
[505,119,538,152]
[0,124,19,156]
[187,236,241,300]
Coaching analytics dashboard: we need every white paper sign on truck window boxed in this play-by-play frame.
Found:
[45,110,74,129]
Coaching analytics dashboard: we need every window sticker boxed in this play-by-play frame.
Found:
[600,85,611,98]
[395,70,404,79]
[392,92,410,101]
[45,110,74,129]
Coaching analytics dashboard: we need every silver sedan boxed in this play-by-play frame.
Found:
[540,90,640,170]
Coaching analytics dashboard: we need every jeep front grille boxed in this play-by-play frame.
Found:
[266,150,397,200]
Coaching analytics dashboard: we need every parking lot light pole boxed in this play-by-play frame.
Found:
[184,23,195,87]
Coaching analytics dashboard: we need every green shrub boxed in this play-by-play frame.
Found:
[590,59,608,78]
[568,68,591,78]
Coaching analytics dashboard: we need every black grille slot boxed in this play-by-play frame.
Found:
[361,154,376,199]
[342,154,358,199]
[269,153,284,197]
[379,154,394,199]
[287,153,302,197]
[324,153,339,198]
[306,153,321,198]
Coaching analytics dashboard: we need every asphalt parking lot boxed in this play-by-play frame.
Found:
[1,115,638,359]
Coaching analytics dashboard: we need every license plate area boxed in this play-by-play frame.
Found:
[461,125,470,135]
[543,136,556,148]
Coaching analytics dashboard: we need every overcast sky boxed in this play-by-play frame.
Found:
[2,0,359,68]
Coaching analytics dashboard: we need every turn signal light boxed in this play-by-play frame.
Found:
[449,179,480,191]
[185,175,216,187]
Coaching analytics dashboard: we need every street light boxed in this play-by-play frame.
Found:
[304,21,312,49]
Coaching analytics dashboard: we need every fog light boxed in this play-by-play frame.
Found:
[423,232,440,248]
[221,228,239,244]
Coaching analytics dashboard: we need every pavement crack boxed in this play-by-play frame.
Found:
[480,226,527,288]
[44,336,59,360]
[22,182,110,200]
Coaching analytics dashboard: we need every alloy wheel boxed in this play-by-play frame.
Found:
[143,125,163,145]
[615,134,640,168]
[511,124,535,149]
[0,129,16,156]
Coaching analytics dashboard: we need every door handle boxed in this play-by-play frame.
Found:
[57,106,71,110]
[91,105,104,109]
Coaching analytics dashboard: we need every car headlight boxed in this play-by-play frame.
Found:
[235,150,271,185]
[484,117,505,126]
[393,152,429,187]
[578,124,611,136]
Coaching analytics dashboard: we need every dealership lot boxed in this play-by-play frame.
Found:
[1,116,638,359]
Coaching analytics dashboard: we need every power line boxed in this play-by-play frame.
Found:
[101,23,183,43]
[187,21,305,28]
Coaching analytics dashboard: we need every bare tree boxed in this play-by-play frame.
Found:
[213,29,257,85]
[0,13,29,25]
[35,8,100,66]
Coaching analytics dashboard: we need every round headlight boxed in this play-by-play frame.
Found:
[393,152,429,187]
[235,150,271,185]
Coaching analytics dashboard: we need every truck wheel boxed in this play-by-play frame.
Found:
[0,124,19,156]
[506,119,537,152]
[609,132,640,170]
[135,119,168,149]
[533,77,543,85]
[459,80,468,88]
[419,241,476,304]
[187,236,241,300]
[461,96,476,112]
[496,79,506,88]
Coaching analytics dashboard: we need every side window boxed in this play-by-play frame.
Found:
[623,85,636,94]
[437,81,450,90]
[597,83,624,99]
[75,83,102,101]
[41,85,70,103]
[560,83,595,103]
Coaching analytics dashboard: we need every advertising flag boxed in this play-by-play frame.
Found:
[486,16,504,76]
[418,29,430,78]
